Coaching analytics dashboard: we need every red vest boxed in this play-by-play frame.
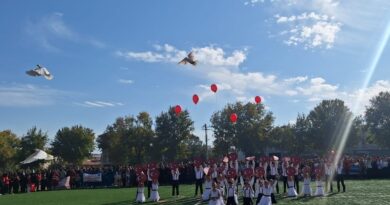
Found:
[2,176,10,185]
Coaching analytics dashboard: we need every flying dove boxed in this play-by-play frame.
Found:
[178,52,197,66]
[26,65,54,80]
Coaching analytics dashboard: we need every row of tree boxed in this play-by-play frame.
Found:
[0,126,95,171]
[1,92,390,170]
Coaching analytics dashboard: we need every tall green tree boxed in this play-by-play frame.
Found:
[0,130,20,171]
[365,91,390,148]
[97,116,135,165]
[306,99,352,154]
[155,107,194,161]
[269,124,295,154]
[132,112,155,163]
[182,134,207,159]
[269,114,311,155]
[97,112,155,164]
[51,125,95,164]
[211,102,274,156]
[293,114,311,153]
[20,126,48,160]
[347,116,366,148]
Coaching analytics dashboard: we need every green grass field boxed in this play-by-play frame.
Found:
[1,180,390,205]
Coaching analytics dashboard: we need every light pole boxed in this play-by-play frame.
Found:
[202,124,212,160]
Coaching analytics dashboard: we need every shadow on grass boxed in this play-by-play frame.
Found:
[101,196,201,205]
[290,192,339,203]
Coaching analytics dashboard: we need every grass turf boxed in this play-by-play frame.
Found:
[1,180,390,205]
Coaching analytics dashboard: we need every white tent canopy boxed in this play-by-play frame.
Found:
[20,149,54,164]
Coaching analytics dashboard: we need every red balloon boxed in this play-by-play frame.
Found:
[255,96,262,104]
[230,113,237,123]
[210,84,218,93]
[174,105,182,115]
[192,94,199,104]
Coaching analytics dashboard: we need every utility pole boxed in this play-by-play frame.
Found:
[202,124,210,160]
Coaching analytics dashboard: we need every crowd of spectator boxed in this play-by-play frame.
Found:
[1,155,389,196]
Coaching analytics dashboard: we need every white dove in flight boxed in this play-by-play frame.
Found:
[26,65,54,80]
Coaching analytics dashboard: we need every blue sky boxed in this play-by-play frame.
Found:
[1,0,390,146]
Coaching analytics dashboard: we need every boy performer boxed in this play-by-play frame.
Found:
[171,166,180,196]
[195,165,204,196]
[226,178,238,205]
[242,180,254,205]
[336,162,346,192]
[324,161,334,192]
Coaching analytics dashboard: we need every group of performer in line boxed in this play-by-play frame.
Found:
[133,153,346,205]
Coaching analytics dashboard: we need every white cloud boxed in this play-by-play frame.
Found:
[116,44,246,67]
[296,77,338,96]
[118,79,134,84]
[116,43,390,114]
[276,12,330,23]
[344,80,390,114]
[284,76,308,83]
[293,79,390,114]
[78,101,124,108]
[0,84,69,107]
[276,12,341,49]
[244,0,265,6]
[25,12,105,51]
[285,90,298,96]
[251,0,390,50]
[116,51,166,63]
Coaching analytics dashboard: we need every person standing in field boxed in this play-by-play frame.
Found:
[195,165,204,197]
[149,178,160,202]
[171,167,180,197]
[136,182,146,203]
[336,162,346,192]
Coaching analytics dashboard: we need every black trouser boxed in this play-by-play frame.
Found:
[41,180,47,191]
[1,184,8,194]
[172,180,179,196]
[336,174,345,192]
[12,183,19,193]
[283,176,288,193]
[269,175,279,194]
[271,193,277,203]
[227,196,238,205]
[294,175,299,193]
[243,197,253,205]
[20,183,27,193]
[147,180,152,198]
[325,175,333,192]
[195,179,203,195]
[122,177,126,187]
[256,193,263,204]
